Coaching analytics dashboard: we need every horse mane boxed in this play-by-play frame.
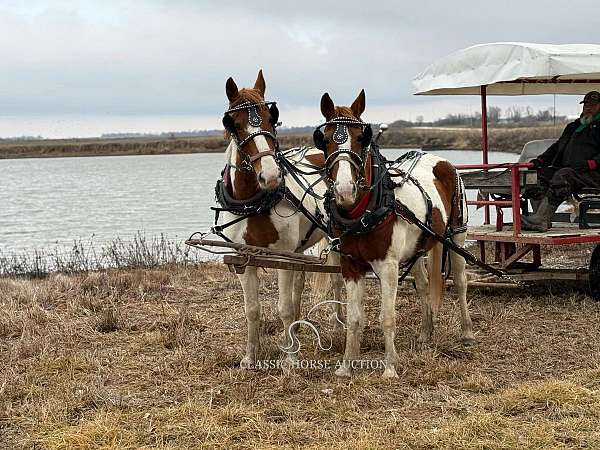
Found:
[233,88,264,106]
[223,88,267,140]
[334,106,356,119]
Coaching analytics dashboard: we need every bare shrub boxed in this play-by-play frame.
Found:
[0,232,205,277]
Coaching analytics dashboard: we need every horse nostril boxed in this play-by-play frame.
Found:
[258,173,266,184]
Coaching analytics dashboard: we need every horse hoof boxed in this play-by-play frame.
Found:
[335,366,352,378]
[382,367,399,379]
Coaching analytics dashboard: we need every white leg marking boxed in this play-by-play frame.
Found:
[335,278,365,377]
[278,269,297,350]
[238,267,260,368]
[450,232,475,344]
[412,258,433,345]
[373,260,401,378]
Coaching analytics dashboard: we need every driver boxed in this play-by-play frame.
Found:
[522,91,600,232]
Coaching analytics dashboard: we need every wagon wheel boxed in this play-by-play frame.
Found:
[589,244,600,300]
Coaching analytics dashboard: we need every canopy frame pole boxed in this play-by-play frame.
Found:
[481,85,490,224]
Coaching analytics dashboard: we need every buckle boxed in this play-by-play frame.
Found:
[328,237,341,251]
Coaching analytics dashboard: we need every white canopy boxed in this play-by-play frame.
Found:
[413,43,600,96]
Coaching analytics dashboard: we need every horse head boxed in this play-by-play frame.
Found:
[314,90,373,209]
[223,70,282,193]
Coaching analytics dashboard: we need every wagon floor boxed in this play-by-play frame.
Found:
[468,223,600,245]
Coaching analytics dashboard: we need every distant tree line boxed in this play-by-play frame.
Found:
[1,106,570,142]
[0,135,44,142]
[395,106,568,128]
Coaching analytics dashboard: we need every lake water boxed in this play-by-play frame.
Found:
[0,149,517,255]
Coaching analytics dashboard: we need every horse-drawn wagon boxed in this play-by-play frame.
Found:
[413,42,600,298]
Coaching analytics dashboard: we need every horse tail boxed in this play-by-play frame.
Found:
[428,242,444,314]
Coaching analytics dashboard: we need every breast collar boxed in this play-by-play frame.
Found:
[211,163,328,247]
[214,164,286,217]
[324,143,398,237]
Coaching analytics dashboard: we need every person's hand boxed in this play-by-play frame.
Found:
[529,158,543,169]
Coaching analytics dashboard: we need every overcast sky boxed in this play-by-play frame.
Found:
[1,0,599,138]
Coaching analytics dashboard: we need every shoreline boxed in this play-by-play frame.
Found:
[0,126,567,160]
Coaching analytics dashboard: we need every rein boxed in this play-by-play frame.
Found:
[322,144,504,278]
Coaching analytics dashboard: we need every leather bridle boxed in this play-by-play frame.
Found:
[313,116,373,186]
[223,100,280,172]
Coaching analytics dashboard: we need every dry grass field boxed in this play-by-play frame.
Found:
[2,249,600,449]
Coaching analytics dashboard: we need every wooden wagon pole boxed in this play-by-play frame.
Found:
[185,238,327,264]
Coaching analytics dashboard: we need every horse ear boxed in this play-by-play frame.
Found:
[254,69,266,97]
[350,89,366,118]
[320,93,335,120]
[226,77,239,102]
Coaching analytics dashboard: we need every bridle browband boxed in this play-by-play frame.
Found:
[223,100,280,172]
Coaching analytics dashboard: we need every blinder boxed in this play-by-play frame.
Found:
[222,114,237,135]
[313,129,326,151]
[269,103,279,126]
[361,124,373,148]
[222,100,281,173]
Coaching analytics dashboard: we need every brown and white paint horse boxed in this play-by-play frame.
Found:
[316,90,474,378]
[220,71,342,368]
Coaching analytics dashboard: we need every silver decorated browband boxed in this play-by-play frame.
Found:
[225,101,277,128]
[317,117,368,145]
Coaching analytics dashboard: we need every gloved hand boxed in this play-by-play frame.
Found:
[529,158,543,169]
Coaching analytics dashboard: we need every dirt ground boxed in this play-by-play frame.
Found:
[2,247,600,449]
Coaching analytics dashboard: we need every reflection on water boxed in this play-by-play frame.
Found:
[0,149,517,255]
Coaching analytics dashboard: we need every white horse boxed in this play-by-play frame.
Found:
[217,71,343,368]
[314,90,474,378]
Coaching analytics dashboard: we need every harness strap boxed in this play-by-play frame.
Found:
[398,251,426,284]
[248,150,275,163]
[277,152,328,201]
[237,130,278,148]
[394,200,504,277]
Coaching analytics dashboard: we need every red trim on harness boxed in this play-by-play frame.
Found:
[346,156,373,219]
[223,166,231,188]
[588,159,598,171]
[376,211,396,229]
[347,191,371,219]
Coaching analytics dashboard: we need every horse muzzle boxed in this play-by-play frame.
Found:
[333,181,357,208]
[258,169,282,191]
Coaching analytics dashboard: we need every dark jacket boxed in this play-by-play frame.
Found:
[537,119,600,170]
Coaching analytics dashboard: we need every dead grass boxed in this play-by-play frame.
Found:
[2,256,600,449]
